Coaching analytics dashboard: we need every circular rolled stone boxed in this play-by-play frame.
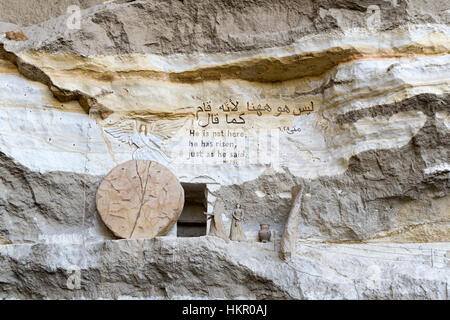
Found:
[96,160,184,239]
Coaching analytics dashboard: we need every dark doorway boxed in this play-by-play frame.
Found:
[177,183,207,237]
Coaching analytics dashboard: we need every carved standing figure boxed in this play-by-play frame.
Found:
[229,204,246,241]
[205,200,228,241]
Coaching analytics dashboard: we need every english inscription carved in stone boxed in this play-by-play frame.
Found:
[96,160,184,239]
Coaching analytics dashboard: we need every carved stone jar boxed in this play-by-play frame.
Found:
[258,224,271,243]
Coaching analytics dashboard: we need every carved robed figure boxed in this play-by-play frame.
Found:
[229,204,246,241]
[205,200,228,241]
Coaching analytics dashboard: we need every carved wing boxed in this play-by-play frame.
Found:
[104,121,136,145]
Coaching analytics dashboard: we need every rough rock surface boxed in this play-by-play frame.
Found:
[5,31,28,42]
[0,150,111,244]
[0,237,449,299]
[0,0,448,299]
[217,94,450,242]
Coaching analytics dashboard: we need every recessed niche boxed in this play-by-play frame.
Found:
[177,183,207,237]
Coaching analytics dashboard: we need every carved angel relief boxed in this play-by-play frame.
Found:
[103,118,187,165]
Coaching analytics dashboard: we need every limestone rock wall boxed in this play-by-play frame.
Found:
[1,237,449,299]
[0,0,448,299]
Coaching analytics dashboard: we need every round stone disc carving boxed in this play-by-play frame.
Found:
[96,160,184,239]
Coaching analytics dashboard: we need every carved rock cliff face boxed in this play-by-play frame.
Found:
[0,0,449,299]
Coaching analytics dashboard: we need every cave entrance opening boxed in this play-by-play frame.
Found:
[177,183,207,237]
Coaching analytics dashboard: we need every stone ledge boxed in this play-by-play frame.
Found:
[0,237,448,299]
